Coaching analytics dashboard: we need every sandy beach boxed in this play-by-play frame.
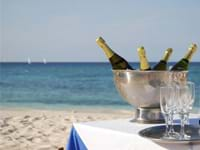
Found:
[0,108,133,150]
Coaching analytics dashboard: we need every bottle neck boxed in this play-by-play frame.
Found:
[183,44,197,61]
[140,56,150,70]
[161,48,173,62]
[184,49,194,61]
[138,47,150,70]
[96,37,114,59]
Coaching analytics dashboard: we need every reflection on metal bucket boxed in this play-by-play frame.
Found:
[113,70,188,123]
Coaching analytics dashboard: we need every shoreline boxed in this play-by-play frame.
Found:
[0,108,133,150]
[0,103,133,111]
[0,105,134,114]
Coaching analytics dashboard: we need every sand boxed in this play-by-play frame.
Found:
[0,108,133,150]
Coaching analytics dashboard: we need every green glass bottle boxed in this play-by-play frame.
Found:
[153,48,173,70]
[96,37,134,70]
[137,46,151,70]
[171,44,197,71]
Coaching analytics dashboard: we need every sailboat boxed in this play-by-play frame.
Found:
[27,58,31,64]
[43,58,47,64]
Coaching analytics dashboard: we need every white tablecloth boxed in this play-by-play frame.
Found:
[72,116,200,150]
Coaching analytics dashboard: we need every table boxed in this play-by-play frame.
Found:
[67,117,200,150]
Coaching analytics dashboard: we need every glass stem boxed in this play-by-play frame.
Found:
[165,114,169,136]
[184,113,189,125]
[169,112,174,134]
[180,113,185,139]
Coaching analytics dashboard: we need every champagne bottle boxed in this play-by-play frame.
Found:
[153,48,173,70]
[96,37,134,70]
[171,44,197,71]
[137,46,151,70]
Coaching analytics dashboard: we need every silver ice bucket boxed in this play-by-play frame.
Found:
[113,70,188,123]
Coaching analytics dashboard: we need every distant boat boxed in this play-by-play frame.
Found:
[43,58,47,64]
[27,58,31,64]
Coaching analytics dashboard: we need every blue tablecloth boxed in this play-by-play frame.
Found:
[67,126,87,150]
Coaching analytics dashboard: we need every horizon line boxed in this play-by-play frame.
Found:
[0,61,200,63]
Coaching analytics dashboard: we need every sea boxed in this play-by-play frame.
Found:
[0,62,200,110]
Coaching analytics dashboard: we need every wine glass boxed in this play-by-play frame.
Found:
[176,81,195,140]
[183,82,195,125]
[196,86,200,110]
[193,86,200,124]
[160,86,178,139]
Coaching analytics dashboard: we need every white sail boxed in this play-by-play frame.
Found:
[27,58,31,64]
[43,58,47,64]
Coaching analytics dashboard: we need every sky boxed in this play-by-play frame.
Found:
[0,0,200,62]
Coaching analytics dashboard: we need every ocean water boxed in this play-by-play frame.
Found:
[0,62,200,110]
